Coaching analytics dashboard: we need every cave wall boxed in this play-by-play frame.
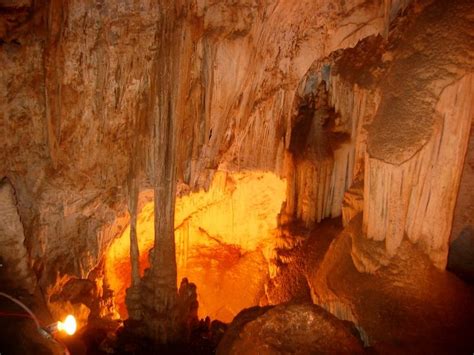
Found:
[364,0,474,269]
[286,0,473,271]
[0,0,406,297]
[0,178,36,292]
[1,0,472,329]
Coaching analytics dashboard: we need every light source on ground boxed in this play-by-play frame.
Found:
[47,315,77,336]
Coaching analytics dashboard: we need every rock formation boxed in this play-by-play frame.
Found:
[107,171,285,322]
[0,0,473,352]
[310,216,474,353]
[0,0,410,298]
[217,304,365,355]
[0,178,36,293]
[124,176,141,320]
[137,4,182,342]
[363,0,474,268]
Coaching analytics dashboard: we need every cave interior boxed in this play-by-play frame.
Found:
[0,0,473,354]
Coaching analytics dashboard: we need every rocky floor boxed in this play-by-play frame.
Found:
[268,217,474,354]
[2,216,473,354]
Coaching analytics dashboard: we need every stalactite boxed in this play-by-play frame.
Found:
[44,0,67,168]
[285,44,385,229]
[328,76,381,183]
[288,80,356,228]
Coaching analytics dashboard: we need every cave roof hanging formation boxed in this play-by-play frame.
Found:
[0,0,473,353]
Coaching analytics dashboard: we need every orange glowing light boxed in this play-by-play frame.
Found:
[105,171,286,321]
[57,315,77,335]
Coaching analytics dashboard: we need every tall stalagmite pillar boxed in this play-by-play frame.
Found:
[140,2,180,343]
[124,1,198,344]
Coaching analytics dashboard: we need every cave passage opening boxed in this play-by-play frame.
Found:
[105,171,286,323]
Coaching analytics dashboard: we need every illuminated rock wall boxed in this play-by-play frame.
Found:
[106,171,286,322]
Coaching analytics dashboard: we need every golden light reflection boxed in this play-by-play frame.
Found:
[105,171,286,321]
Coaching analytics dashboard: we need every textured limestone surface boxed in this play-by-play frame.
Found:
[0,0,473,350]
[0,178,36,292]
[368,0,474,164]
[0,0,406,314]
[309,218,474,354]
[217,303,364,355]
[363,0,474,268]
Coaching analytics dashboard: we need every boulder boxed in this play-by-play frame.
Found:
[217,303,364,355]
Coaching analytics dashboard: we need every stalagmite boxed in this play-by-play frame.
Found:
[138,8,180,343]
[125,175,141,320]
[129,180,140,289]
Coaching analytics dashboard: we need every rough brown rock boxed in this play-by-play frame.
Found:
[217,303,365,355]
[364,0,474,268]
[309,218,474,353]
[0,178,36,293]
